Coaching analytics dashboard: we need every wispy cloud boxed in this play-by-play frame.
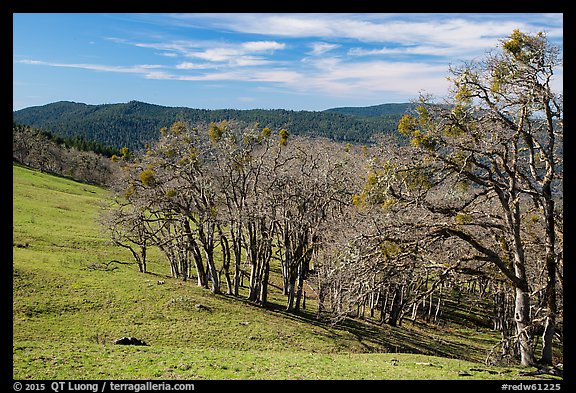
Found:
[185,41,285,65]
[166,13,563,62]
[175,61,212,70]
[241,41,286,52]
[17,59,166,76]
[17,54,450,100]
[308,42,341,55]
[110,37,286,67]
[168,13,562,44]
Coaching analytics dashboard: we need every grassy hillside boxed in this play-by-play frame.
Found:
[12,164,553,380]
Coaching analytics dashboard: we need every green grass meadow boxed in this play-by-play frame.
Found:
[12,164,558,380]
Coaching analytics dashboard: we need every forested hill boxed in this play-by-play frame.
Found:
[12,101,409,151]
[324,102,413,117]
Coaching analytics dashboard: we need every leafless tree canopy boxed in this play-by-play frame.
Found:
[99,31,562,368]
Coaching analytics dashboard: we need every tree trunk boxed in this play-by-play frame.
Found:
[248,261,259,302]
[316,274,325,319]
[411,301,418,324]
[204,246,220,294]
[138,246,147,273]
[286,281,295,312]
[514,286,535,366]
[380,289,389,324]
[505,190,536,366]
[259,257,270,305]
[433,291,442,323]
[231,224,243,296]
[191,243,206,286]
[388,286,402,327]
[246,222,260,302]
[370,291,379,318]
[295,264,305,311]
[183,220,207,288]
[427,292,434,322]
[493,291,505,331]
[540,197,557,365]
[178,247,188,281]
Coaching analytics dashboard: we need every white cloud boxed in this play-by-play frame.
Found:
[189,47,244,62]
[347,44,470,58]
[144,71,176,80]
[308,42,341,55]
[241,41,286,52]
[175,62,211,70]
[294,58,450,98]
[113,36,285,62]
[250,70,302,84]
[233,57,274,67]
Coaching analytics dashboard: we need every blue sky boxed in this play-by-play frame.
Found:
[13,13,563,111]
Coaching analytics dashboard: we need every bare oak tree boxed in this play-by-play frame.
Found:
[367,30,562,366]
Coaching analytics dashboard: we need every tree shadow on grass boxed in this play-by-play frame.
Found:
[263,304,490,362]
[193,281,495,362]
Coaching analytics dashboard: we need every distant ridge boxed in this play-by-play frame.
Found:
[13,101,409,151]
[323,102,413,117]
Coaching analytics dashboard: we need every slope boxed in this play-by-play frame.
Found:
[12,164,548,380]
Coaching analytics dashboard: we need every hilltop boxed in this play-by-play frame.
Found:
[12,101,409,151]
[324,102,413,117]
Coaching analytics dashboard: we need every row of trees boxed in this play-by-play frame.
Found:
[103,121,358,312]
[100,30,562,367]
[12,123,117,185]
